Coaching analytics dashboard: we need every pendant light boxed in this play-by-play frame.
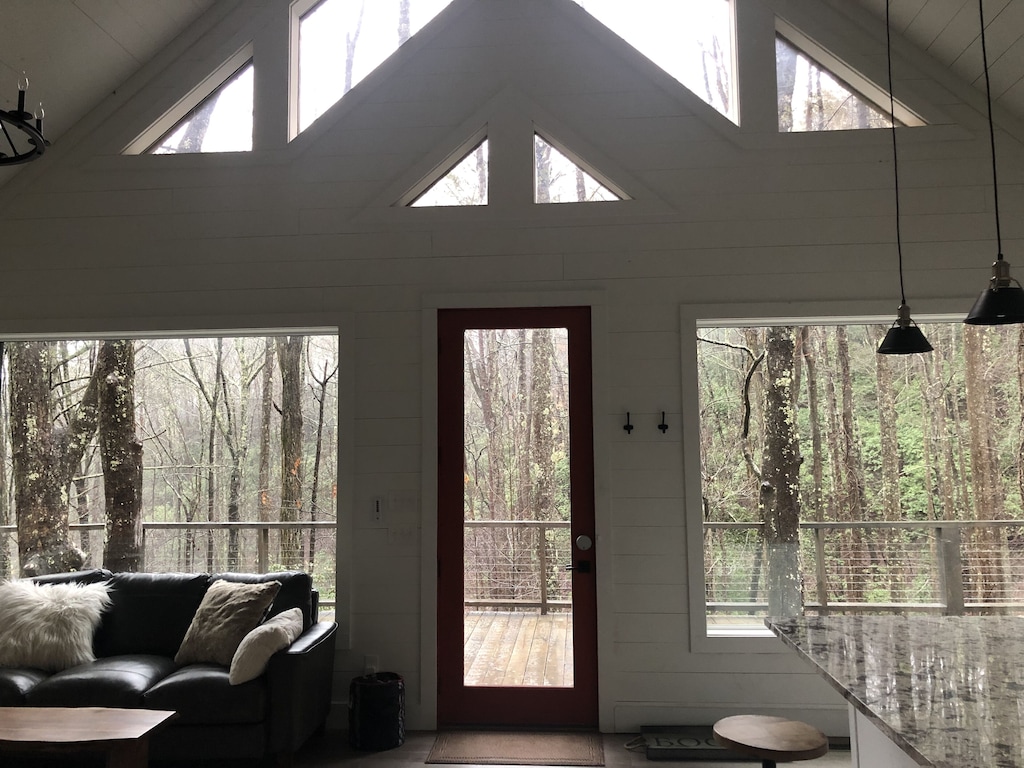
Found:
[878,0,932,354]
[964,0,1024,325]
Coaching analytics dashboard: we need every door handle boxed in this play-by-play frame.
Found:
[564,561,591,573]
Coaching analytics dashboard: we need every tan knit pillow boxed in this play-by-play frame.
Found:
[174,580,280,667]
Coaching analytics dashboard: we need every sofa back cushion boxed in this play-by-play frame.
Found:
[213,571,313,629]
[94,572,210,658]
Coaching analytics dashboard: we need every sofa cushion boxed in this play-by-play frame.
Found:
[26,654,177,708]
[94,572,210,658]
[145,664,266,724]
[215,571,313,628]
[175,580,281,667]
[229,608,304,685]
[0,580,111,672]
[0,668,49,705]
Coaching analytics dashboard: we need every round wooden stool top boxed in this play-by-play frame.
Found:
[713,715,828,763]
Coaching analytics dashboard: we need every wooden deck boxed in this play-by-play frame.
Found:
[463,611,574,687]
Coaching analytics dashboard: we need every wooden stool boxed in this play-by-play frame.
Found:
[713,715,828,767]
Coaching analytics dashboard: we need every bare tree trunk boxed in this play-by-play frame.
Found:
[277,336,304,569]
[9,342,101,575]
[344,2,366,94]
[776,37,798,132]
[398,0,410,44]
[761,327,802,616]
[0,342,8,578]
[308,345,338,573]
[875,344,901,601]
[837,327,870,600]
[535,139,552,204]
[98,340,144,572]
[532,329,555,521]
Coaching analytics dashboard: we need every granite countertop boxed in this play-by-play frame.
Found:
[767,615,1024,768]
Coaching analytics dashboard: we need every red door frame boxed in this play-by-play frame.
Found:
[436,306,598,728]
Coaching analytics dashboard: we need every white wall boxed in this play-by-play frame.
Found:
[0,0,1017,735]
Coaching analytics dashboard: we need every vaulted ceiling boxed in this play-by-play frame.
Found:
[1,0,1022,181]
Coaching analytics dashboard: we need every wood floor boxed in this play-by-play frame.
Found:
[463,610,574,687]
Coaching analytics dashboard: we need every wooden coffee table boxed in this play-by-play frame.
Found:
[0,707,176,768]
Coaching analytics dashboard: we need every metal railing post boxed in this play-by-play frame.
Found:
[937,525,965,615]
[258,525,269,573]
[814,527,829,615]
[539,524,548,616]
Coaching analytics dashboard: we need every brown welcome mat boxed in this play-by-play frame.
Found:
[427,731,605,766]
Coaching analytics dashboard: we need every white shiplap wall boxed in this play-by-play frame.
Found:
[0,0,1015,734]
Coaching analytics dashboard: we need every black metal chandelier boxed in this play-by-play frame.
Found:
[0,73,47,166]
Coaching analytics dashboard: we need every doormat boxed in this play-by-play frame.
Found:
[637,726,753,761]
[427,731,604,766]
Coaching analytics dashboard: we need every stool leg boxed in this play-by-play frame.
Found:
[761,761,776,768]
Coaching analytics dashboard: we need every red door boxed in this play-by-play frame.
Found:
[437,306,598,728]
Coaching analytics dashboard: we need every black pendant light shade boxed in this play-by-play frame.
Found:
[965,258,1024,324]
[878,303,934,354]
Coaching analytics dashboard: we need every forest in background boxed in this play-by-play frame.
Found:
[0,336,338,601]
[699,322,1024,617]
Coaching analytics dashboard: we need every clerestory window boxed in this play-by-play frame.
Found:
[534,134,622,204]
[694,319,1024,637]
[296,0,456,134]
[146,61,254,154]
[572,0,735,122]
[409,138,489,207]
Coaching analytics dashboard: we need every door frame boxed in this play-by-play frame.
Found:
[434,305,599,728]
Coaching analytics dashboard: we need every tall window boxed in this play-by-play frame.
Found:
[297,0,456,133]
[572,0,735,122]
[0,334,338,613]
[697,320,1024,633]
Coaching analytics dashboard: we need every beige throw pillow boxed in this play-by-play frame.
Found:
[0,580,111,672]
[228,607,304,685]
[175,579,281,667]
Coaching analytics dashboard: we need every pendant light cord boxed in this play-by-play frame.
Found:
[979,0,1003,259]
[885,0,907,305]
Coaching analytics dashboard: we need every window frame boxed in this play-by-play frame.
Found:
[680,301,960,653]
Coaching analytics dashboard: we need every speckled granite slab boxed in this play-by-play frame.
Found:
[767,615,1024,768]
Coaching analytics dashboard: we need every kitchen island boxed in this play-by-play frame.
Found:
[767,615,1024,768]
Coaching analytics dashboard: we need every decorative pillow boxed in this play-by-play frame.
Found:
[228,607,304,685]
[0,580,111,672]
[174,579,281,667]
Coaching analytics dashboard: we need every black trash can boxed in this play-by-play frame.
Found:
[349,672,406,750]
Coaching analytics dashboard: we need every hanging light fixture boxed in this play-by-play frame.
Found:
[0,72,48,166]
[878,0,932,354]
[964,0,1024,325]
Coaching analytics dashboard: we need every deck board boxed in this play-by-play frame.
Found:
[464,611,574,688]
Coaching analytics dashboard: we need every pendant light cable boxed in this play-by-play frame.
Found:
[978,0,1003,259]
[885,0,906,305]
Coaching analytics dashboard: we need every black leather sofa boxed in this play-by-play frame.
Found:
[0,569,337,765]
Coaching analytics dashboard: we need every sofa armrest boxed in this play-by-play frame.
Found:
[265,621,338,755]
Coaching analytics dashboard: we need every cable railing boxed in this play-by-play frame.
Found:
[0,520,337,613]
[463,519,572,614]
[704,519,1024,616]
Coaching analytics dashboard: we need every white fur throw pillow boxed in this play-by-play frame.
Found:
[228,607,304,685]
[0,580,111,672]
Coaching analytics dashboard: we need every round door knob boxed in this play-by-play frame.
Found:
[575,534,593,551]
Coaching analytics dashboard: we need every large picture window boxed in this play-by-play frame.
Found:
[697,320,1024,634]
[0,333,338,615]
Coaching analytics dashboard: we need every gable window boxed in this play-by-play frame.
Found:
[695,319,1024,636]
[572,0,735,122]
[409,138,488,207]
[0,334,338,616]
[776,33,900,132]
[147,61,254,154]
[534,134,621,204]
[296,0,456,133]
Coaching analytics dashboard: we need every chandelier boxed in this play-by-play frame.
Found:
[0,74,47,165]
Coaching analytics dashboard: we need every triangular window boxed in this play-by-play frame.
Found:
[571,0,735,122]
[147,61,254,154]
[534,134,621,204]
[409,139,488,207]
[776,34,897,132]
[297,0,456,134]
